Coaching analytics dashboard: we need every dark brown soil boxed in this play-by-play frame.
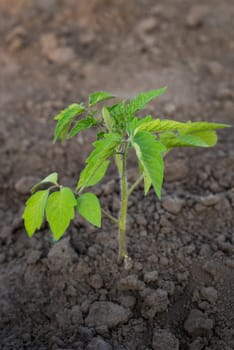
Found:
[0,1,233,349]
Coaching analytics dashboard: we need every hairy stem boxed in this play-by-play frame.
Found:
[115,153,122,174]
[117,142,129,259]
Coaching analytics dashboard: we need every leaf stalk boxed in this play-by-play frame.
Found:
[102,209,119,224]
[128,173,144,196]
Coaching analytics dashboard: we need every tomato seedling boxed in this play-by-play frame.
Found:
[23,88,230,261]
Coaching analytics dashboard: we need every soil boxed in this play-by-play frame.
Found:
[0,1,233,349]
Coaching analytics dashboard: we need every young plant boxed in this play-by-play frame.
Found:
[23,88,230,261]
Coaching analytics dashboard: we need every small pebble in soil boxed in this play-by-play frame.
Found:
[185,5,208,28]
[78,326,95,341]
[152,329,179,350]
[189,337,207,350]
[0,226,11,241]
[199,194,221,207]
[206,61,224,77]
[47,238,78,272]
[70,305,83,325]
[159,256,169,267]
[158,280,175,296]
[87,337,112,350]
[27,250,41,265]
[37,0,58,13]
[80,31,96,47]
[5,26,27,52]
[136,214,147,226]
[0,253,6,263]
[85,301,130,328]
[141,288,169,319]
[89,274,103,289]
[40,32,75,65]
[165,159,188,182]
[118,295,136,309]
[184,309,214,337]
[144,270,159,283]
[200,287,218,304]
[117,275,145,291]
[162,196,185,214]
[136,17,158,36]
[164,102,176,115]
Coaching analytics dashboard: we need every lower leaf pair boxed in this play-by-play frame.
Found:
[23,186,101,241]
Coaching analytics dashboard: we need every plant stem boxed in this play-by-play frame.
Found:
[128,173,144,196]
[115,154,122,174]
[102,209,119,224]
[117,141,129,260]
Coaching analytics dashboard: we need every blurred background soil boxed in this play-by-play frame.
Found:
[0,1,233,349]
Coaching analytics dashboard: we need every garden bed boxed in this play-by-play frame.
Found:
[0,1,233,349]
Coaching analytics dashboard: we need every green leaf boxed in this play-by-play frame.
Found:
[108,102,126,122]
[96,131,105,140]
[23,190,49,237]
[102,106,114,132]
[77,133,122,191]
[85,160,110,187]
[159,130,218,149]
[41,172,58,184]
[127,115,153,135]
[138,160,151,195]
[143,170,151,195]
[89,91,115,107]
[77,192,101,227]
[46,187,76,240]
[53,103,85,143]
[127,87,167,115]
[54,103,84,121]
[132,131,166,198]
[134,119,230,135]
[31,172,58,194]
[179,121,231,135]
[193,130,217,146]
[179,134,210,147]
[135,119,186,134]
[58,122,72,142]
[68,116,98,139]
